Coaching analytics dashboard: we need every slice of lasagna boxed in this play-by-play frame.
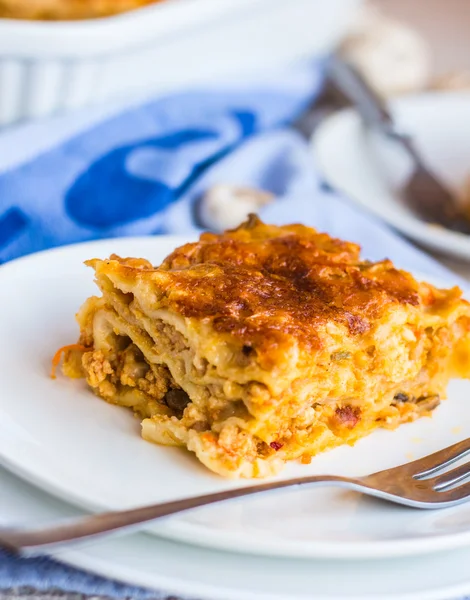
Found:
[57,216,470,478]
[0,0,159,20]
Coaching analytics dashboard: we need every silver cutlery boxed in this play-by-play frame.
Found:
[2,437,470,557]
[325,56,470,235]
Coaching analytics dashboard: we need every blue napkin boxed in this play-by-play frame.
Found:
[0,67,321,263]
[0,63,463,284]
[0,64,466,597]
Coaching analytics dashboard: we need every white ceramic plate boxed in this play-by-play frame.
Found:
[2,237,470,561]
[312,92,470,262]
[5,466,470,600]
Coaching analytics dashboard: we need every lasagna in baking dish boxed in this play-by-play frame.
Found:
[57,216,470,478]
[0,0,160,20]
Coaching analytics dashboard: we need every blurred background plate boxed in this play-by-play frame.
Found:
[312,92,470,262]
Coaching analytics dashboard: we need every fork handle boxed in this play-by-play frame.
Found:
[326,56,395,135]
[0,475,356,556]
[326,56,423,167]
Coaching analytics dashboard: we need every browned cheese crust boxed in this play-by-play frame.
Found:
[58,216,470,478]
[0,0,159,20]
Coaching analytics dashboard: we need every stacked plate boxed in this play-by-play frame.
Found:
[312,91,470,264]
[2,236,470,600]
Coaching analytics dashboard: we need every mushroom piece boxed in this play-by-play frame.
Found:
[338,3,431,97]
[165,389,191,415]
[416,394,441,412]
[198,184,274,232]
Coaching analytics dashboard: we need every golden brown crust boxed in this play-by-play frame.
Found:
[90,216,436,359]
[59,216,470,478]
[0,0,159,20]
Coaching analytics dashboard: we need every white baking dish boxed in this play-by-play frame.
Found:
[0,0,360,126]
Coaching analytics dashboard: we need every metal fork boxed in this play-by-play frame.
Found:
[324,56,470,234]
[2,437,470,557]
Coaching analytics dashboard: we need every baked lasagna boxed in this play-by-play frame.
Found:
[0,0,160,20]
[56,216,470,478]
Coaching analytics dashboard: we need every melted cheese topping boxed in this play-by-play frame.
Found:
[59,216,470,478]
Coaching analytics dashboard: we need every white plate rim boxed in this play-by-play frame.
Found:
[3,463,470,600]
[311,91,470,262]
[2,236,470,561]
